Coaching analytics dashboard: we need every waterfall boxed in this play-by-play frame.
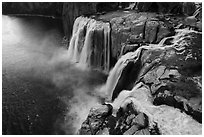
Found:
[103,24,111,72]
[67,16,111,72]
[67,17,90,62]
[100,27,202,134]
[78,19,96,68]
[103,28,199,102]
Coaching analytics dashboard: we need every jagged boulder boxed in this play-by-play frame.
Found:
[134,128,150,135]
[131,113,148,128]
[123,125,139,135]
[79,102,153,135]
[78,104,112,135]
[139,31,202,123]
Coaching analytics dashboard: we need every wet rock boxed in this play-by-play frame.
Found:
[79,119,92,135]
[96,127,109,135]
[132,113,148,128]
[79,104,112,135]
[123,125,139,135]
[99,12,174,61]
[129,34,143,44]
[182,2,196,16]
[126,114,136,125]
[138,30,202,125]
[134,128,150,135]
[145,20,159,43]
[120,44,139,57]
[89,104,112,118]
[156,21,172,43]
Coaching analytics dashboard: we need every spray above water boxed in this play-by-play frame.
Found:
[2,15,107,135]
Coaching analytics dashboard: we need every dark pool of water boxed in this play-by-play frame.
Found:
[2,15,106,135]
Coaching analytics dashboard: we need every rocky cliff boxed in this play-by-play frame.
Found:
[67,2,202,135]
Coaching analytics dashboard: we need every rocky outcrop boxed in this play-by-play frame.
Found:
[99,11,176,64]
[64,2,202,135]
[78,104,112,135]
[78,27,202,134]
[134,2,196,15]
[2,2,63,16]
[79,103,153,135]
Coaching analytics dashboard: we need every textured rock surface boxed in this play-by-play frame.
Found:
[134,2,196,15]
[79,28,202,134]
[76,2,202,135]
[99,11,175,63]
[2,2,63,16]
[78,104,112,135]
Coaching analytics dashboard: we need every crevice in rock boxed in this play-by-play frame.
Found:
[142,21,147,40]
[155,22,160,43]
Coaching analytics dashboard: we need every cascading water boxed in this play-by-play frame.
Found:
[67,15,201,135]
[102,28,201,101]
[78,19,96,68]
[67,16,111,72]
[100,27,202,134]
[67,17,90,62]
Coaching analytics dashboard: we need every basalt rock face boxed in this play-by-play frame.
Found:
[134,2,196,15]
[140,31,202,123]
[79,103,152,135]
[2,2,63,16]
[99,12,175,64]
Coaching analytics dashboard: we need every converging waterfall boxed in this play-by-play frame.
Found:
[67,16,111,72]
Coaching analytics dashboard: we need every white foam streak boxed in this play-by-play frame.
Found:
[67,17,111,72]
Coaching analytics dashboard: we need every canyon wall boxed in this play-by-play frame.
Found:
[2,2,63,16]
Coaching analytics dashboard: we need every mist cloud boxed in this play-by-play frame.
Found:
[2,15,106,134]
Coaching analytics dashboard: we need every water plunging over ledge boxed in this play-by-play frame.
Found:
[67,16,111,72]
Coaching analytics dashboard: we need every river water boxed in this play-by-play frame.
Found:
[2,15,107,135]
